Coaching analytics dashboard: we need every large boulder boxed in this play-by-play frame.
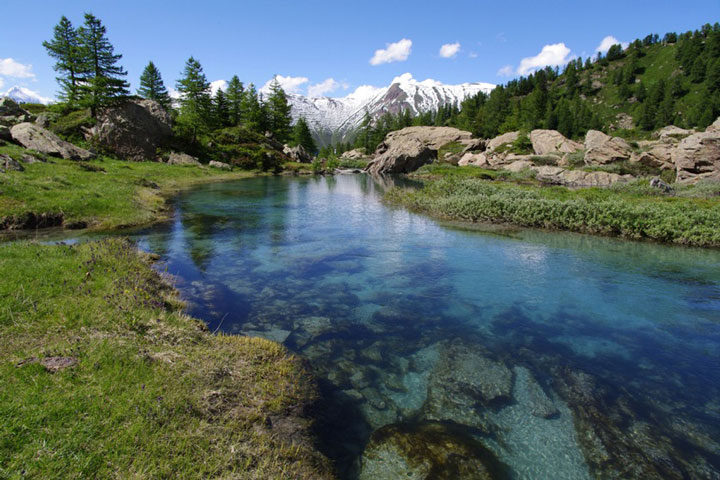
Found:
[653,125,694,143]
[340,148,369,160]
[458,152,489,167]
[629,142,675,170]
[10,123,94,161]
[283,144,312,163]
[359,422,505,480]
[366,126,473,175]
[584,130,633,165]
[167,152,201,166]
[486,131,519,152]
[92,98,172,161]
[673,129,720,183]
[530,129,582,155]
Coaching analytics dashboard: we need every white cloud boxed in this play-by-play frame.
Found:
[261,74,309,94]
[308,78,340,97]
[469,52,478,59]
[439,42,461,58]
[168,87,181,99]
[0,58,35,78]
[370,38,412,66]
[210,79,227,95]
[596,35,629,54]
[497,65,514,77]
[517,43,572,75]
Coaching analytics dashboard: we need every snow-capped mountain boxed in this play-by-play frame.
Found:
[288,74,495,146]
[2,86,53,105]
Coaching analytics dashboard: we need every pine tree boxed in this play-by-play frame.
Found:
[76,13,129,117]
[241,83,266,133]
[265,77,293,143]
[175,56,211,144]
[292,117,317,153]
[226,75,245,126]
[137,61,171,110]
[43,16,83,106]
[213,88,230,128]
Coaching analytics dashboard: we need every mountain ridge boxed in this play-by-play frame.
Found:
[288,74,494,146]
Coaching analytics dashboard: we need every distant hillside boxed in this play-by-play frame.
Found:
[448,23,720,140]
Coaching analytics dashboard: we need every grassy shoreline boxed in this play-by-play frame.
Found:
[386,166,720,248]
[0,145,261,231]
[0,238,334,478]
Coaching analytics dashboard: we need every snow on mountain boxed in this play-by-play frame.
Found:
[2,86,53,105]
[288,73,494,146]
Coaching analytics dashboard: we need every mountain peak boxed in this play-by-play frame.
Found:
[2,86,53,105]
[288,75,494,146]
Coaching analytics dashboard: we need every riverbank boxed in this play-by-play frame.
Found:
[385,165,720,247]
[0,237,334,478]
[0,144,260,231]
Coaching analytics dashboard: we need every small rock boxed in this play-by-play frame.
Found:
[650,177,673,193]
[167,152,201,166]
[209,160,232,170]
[0,154,24,172]
[40,356,78,372]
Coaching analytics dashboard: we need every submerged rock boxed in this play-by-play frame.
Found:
[359,421,507,480]
[424,342,512,431]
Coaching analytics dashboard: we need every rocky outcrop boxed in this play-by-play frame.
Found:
[10,123,95,161]
[92,98,172,161]
[167,152,201,166]
[458,152,489,167]
[487,131,519,152]
[340,148,369,160]
[359,421,505,480]
[208,160,231,170]
[0,154,24,173]
[707,117,720,133]
[630,142,674,170]
[366,126,474,175]
[530,129,582,156]
[673,126,720,183]
[584,130,632,165]
[0,97,32,126]
[502,160,632,187]
[283,144,312,163]
[653,125,694,143]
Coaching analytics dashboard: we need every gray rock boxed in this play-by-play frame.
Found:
[283,144,313,163]
[487,131,519,152]
[340,148,369,160]
[359,421,504,480]
[34,112,57,128]
[92,98,172,161]
[0,154,24,172]
[629,142,675,170]
[673,129,720,183]
[10,123,94,161]
[208,160,231,170]
[0,125,10,141]
[20,153,46,164]
[167,152,201,166]
[366,126,474,175]
[458,152,489,167]
[513,367,559,419]
[424,342,513,431]
[653,125,694,143]
[530,129,582,156]
[0,97,29,117]
[650,177,673,193]
[584,130,632,165]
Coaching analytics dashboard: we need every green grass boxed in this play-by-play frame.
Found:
[386,174,720,247]
[437,141,466,161]
[0,238,333,479]
[0,147,257,230]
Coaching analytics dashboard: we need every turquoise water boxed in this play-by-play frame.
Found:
[112,176,720,477]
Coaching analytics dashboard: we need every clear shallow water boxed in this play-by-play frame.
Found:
[50,175,720,478]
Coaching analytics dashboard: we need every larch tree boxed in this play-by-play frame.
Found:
[291,117,317,153]
[43,16,83,106]
[226,75,245,126]
[76,13,129,117]
[175,56,212,144]
[213,88,230,128]
[265,77,293,143]
[137,61,172,110]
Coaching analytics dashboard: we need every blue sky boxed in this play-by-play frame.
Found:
[1,0,718,101]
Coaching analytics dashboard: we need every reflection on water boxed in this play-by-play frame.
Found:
[60,175,720,478]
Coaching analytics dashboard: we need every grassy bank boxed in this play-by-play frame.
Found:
[386,166,720,247]
[0,143,258,231]
[0,238,333,478]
